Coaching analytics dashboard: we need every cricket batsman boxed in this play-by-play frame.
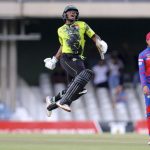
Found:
[138,32,150,145]
[44,5,108,116]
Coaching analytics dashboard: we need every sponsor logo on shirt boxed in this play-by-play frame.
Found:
[138,58,143,65]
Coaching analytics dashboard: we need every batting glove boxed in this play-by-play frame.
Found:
[96,39,108,59]
[44,56,58,70]
[96,39,108,53]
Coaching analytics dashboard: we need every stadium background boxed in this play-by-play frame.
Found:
[0,0,150,137]
[19,18,149,85]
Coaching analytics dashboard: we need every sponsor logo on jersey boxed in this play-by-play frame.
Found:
[139,62,142,65]
[138,59,143,62]
[138,59,143,65]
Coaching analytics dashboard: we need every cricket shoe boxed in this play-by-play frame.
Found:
[148,140,150,145]
[56,101,71,112]
[46,96,55,117]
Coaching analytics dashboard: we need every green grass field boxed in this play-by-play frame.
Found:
[0,133,149,150]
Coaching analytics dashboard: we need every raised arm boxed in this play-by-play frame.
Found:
[91,34,108,60]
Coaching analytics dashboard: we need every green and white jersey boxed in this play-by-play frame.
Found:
[58,21,95,56]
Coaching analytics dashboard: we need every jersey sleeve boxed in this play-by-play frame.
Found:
[57,28,63,45]
[85,22,95,38]
[138,53,146,87]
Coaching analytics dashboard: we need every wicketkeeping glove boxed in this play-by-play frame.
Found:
[44,56,58,70]
[96,39,108,60]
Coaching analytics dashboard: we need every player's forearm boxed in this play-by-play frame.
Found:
[55,46,62,60]
[91,34,101,43]
[138,55,147,87]
[139,71,146,87]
